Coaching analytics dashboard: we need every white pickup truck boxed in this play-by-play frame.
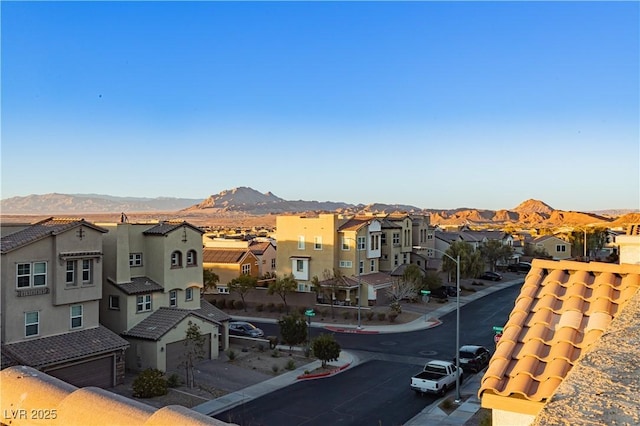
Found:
[410,360,463,396]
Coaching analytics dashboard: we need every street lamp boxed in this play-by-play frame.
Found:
[414,246,461,402]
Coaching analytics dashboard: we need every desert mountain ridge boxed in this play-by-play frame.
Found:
[1,187,637,227]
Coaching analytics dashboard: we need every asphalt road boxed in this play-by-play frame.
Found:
[215,285,520,426]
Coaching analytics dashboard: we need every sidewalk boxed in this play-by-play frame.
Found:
[195,277,523,423]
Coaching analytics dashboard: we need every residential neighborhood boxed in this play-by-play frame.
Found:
[1,209,638,425]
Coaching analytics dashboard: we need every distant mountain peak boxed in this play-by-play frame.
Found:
[513,199,554,214]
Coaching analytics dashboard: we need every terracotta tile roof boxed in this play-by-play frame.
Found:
[143,221,204,236]
[531,290,640,425]
[338,217,371,232]
[203,248,249,264]
[344,272,393,289]
[1,217,107,253]
[248,240,272,255]
[110,276,165,295]
[479,259,640,404]
[123,300,230,341]
[2,325,129,368]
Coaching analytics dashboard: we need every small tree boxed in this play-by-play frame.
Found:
[268,273,297,313]
[311,333,341,368]
[228,274,257,312]
[278,313,308,351]
[312,269,343,319]
[182,320,206,388]
[386,264,422,310]
[202,269,220,295]
[479,240,513,271]
[443,242,484,281]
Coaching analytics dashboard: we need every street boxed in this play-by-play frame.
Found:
[214,285,520,426]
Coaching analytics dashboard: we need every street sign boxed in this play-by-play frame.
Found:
[420,290,431,295]
[494,333,503,344]
[305,309,315,317]
[492,326,504,333]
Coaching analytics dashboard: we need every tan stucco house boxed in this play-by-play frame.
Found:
[97,220,230,374]
[528,235,572,260]
[1,218,129,388]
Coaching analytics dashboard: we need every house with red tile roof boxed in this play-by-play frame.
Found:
[478,226,640,425]
[1,218,129,388]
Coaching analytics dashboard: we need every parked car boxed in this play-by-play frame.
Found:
[443,285,460,297]
[229,321,264,338]
[454,345,491,373]
[410,360,463,396]
[429,286,449,301]
[479,271,502,281]
[507,262,532,273]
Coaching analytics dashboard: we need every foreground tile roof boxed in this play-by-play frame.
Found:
[2,325,129,368]
[531,290,640,425]
[479,259,640,404]
[1,217,107,253]
[123,300,230,340]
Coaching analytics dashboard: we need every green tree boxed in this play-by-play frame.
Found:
[182,320,206,388]
[268,273,297,313]
[202,268,219,295]
[278,313,308,351]
[421,270,443,292]
[442,242,484,280]
[479,240,514,272]
[311,333,341,367]
[228,274,257,312]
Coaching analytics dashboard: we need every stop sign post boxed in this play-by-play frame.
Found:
[493,326,504,345]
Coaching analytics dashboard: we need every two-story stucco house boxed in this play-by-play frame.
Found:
[528,235,572,260]
[1,218,129,388]
[97,220,230,375]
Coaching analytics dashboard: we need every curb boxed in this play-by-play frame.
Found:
[323,326,379,334]
[296,362,352,380]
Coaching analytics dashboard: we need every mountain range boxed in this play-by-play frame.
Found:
[1,187,638,227]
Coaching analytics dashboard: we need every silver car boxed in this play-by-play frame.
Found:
[229,321,264,338]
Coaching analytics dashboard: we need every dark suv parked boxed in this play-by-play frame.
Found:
[507,262,532,273]
[454,345,491,373]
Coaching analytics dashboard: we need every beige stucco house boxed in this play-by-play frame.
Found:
[1,218,129,388]
[528,235,572,260]
[202,247,260,294]
[97,220,230,375]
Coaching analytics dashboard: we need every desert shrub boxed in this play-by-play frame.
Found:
[167,373,181,388]
[132,368,167,398]
[285,359,296,370]
[377,312,386,321]
[271,349,280,358]
[272,364,279,373]
[267,335,278,349]
[227,349,236,361]
[257,343,266,352]
[388,312,398,323]
[256,303,264,312]
[233,300,244,310]
[342,311,351,320]
[389,301,402,314]
[441,398,453,410]
[366,311,374,321]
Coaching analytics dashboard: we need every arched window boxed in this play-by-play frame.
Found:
[186,249,197,266]
[171,251,182,268]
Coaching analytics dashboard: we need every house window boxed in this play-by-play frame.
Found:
[70,305,83,329]
[394,254,399,266]
[370,260,375,272]
[218,287,230,294]
[359,261,364,275]
[186,250,197,266]
[66,261,76,285]
[556,245,566,252]
[381,233,387,245]
[341,237,350,250]
[339,260,353,268]
[297,236,305,250]
[271,258,276,269]
[171,251,182,268]
[169,290,177,307]
[296,259,304,272]
[392,233,400,245]
[109,295,120,310]
[25,311,39,337]
[136,294,152,312]
[129,253,143,267]
[82,259,93,284]
[16,262,47,288]
[357,236,366,250]
[314,236,322,250]
[185,288,193,301]
[242,263,251,275]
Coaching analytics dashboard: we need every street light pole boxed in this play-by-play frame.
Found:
[357,240,362,329]
[413,246,462,402]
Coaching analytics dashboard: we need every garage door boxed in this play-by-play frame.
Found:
[46,355,114,388]
[166,333,211,374]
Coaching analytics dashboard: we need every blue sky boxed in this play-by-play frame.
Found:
[2,1,638,211]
